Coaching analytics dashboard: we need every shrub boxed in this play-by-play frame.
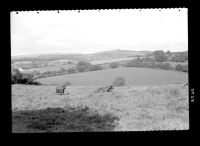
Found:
[125,60,137,67]
[157,62,164,68]
[59,67,66,73]
[67,67,76,74]
[181,64,188,72]
[31,81,43,85]
[153,50,168,62]
[125,60,144,68]
[112,77,126,87]
[89,65,103,71]
[62,81,72,87]
[67,61,74,64]
[110,62,119,68]
[76,61,91,72]
[175,64,183,71]
[161,63,173,70]
[11,69,42,85]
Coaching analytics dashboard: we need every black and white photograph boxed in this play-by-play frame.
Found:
[11,9,188,132]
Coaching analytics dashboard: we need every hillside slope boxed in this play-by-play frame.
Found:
[11,50,153,62]
[37,67,188,86]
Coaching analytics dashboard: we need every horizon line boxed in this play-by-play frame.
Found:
[11,49,188,57]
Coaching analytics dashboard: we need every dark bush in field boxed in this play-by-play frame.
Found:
[156,62,173,70]
[89,65,103,71]
[62,81,71,87]
[59,67,67,73]
[12,107,119,132]
[11,69,42,85]
[171,51,188,62]
[181,64,188,72]
[125,60,140,67]
[112,76,126,87]
[161,63,173,70]
[76,61,91,72]
[110,62,119,68]
[125,59,175,71]
[67,67,77,74]
[175,64,188,72]
[153,50,168,62]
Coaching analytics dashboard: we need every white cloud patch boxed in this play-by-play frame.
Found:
[11,9,188,56]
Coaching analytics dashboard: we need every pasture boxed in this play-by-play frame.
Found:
[37,67,188,86]
[12,84,189,131]
[90,57,136,65]
[27,64,75,73]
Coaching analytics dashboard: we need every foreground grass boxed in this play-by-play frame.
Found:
[12,84,189,131]
[12,106,119,133]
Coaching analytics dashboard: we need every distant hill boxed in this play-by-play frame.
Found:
[85,49,153,61]
[11,49,153,63]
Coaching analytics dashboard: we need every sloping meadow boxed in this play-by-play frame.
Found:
[12,84,189,131]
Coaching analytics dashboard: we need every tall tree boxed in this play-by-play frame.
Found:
[153,50,168,62]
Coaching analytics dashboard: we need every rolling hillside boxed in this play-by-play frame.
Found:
[11,49,153,63]
[37,67,188,86]
[85,49,152,61]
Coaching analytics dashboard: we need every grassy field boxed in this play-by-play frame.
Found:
[25,64,75,73]
[90,57,136,65]
[37,67,188,86]
[12,84,189,131]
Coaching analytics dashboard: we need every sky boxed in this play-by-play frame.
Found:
[11,9,188,56]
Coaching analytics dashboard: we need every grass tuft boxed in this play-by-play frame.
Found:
[168,88,180,97]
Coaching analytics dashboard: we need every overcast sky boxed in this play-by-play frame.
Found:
[11,9,188,56]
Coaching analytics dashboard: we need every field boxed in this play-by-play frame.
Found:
[37,67,188,86]
[12,84,189,131]
[12,66,189,132]
[26,64,75,73]
[90,57,136,65]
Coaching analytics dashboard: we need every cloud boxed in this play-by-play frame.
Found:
[11,9,188,56]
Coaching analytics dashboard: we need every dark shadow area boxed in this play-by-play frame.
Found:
[12,106,119,133]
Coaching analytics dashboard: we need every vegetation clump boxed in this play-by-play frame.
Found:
[112,77,126,87]
[89,65,103,71]
[110,62,119,68]
[175,64,188,72]
[11,69,42,85]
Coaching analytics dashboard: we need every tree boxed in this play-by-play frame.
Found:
[76,61,91,72]
[68,61,74,64]
[89,65,103,71]
[59,67,66,73]
[67,67,76,74]
[161,63,173,70]
[11,69,22,84]
[175,64,188,72]
[110,62,119,68]
[175,64,183,71]
[153,50,168,62]
[136,55,141,62]
[166,50,172,56]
